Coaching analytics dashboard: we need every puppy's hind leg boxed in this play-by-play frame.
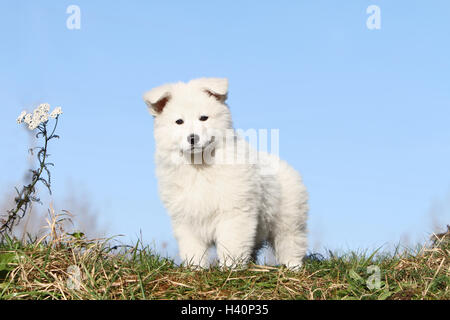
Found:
[272,165,309,270]
[271,202,308,270]
[272,227,307,270]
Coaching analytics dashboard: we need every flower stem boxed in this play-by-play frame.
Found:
[0,117,58,236]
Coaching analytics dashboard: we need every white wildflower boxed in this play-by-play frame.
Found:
[17,103,62,130]
[38,103,50,113]
[28,120,38,130]
[32,107,43,120]
[16,111,27,124]
[49,107,63,118]
[24,113,32,124]
[32,111,39,121]
[38,113,49,123]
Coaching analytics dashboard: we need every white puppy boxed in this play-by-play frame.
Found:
[143,78,308,269]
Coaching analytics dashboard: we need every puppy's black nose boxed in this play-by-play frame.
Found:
[188,134,200,145]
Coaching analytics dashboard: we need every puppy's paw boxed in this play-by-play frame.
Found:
[181,260,209,271]
[282,261,303,272]
[218,257,250,271]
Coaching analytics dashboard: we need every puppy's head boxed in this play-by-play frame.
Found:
[143,78,232,158]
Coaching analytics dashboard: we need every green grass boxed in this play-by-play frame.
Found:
[0,217,448,300]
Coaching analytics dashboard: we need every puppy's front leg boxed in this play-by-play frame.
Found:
[173,224,209,269]
[215,214,258,269]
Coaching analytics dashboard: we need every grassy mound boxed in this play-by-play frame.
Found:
[0,218,448,300]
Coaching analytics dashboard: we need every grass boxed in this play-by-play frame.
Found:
[0,212,448,300]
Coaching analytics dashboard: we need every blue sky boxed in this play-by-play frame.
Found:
[1,1,449,257]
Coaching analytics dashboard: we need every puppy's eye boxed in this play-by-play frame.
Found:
[199,116,209,121]
[175,119,184,125]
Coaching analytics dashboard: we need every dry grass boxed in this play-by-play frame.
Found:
[0,209,449,300]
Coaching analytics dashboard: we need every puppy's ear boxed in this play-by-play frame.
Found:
[190,78,228,103]
[143,84,172,116]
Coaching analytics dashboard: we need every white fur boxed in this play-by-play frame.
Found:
[144,78,308,269]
